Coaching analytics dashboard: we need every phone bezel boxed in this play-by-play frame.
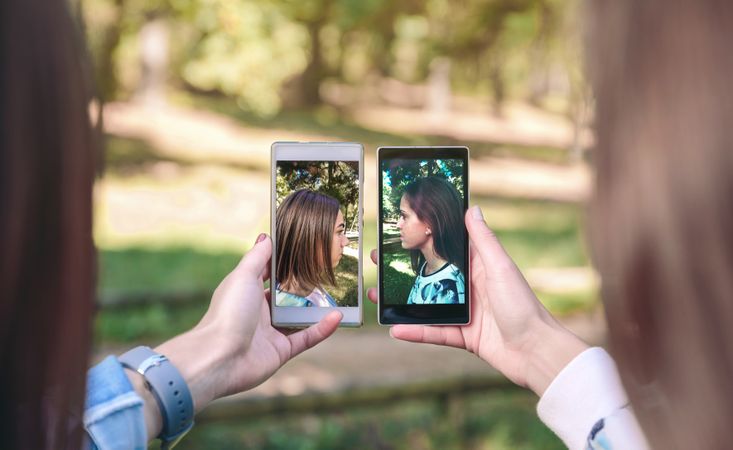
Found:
[271,141,364,327]
[377,146,470,325]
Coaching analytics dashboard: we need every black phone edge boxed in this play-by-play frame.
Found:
[377,146,471,326]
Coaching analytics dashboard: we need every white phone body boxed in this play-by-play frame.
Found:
[270,141,363,327]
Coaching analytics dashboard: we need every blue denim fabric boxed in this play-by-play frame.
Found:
[84,356,147,450]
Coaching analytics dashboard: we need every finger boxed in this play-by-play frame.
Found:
[254,233,271,281]
[465,207,516,273]
[236,234,272,279]
[287,311,342,357]
[367,287,378,304]
[370,249,377,265]
[264,288,271,304]
[390,325,466,349]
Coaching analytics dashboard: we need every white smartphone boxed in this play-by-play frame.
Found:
[270,141,363,327]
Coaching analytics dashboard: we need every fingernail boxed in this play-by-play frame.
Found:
[255,233,267,244]
[471,205,484,221]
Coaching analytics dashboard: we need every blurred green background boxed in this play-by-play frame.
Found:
[80,0,599,447]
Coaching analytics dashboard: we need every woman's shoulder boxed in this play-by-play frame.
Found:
[446,263,463,278]
[425,263,464,282]
[276,289,312,307]
[306,287,338,307]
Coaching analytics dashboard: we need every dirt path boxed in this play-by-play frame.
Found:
[103,101,591,205]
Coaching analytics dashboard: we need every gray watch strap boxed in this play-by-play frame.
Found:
[119,346,194,447]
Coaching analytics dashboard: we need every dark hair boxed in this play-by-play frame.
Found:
[588,1,733,448]
[402,177,465,274]
[0,0,97,448]
[276,190,340,292]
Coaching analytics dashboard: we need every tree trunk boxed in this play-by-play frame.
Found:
[298,20,325,107]
[97,0,125,101]
[136,17,169,108]
[489,61,505,118]
[427,57,452,119]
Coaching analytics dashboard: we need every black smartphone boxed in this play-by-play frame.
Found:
[378,146,470,325]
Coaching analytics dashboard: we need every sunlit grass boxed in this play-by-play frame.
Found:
[381,251,415,305]
[329,254,359,307]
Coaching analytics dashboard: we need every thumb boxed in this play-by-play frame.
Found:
[465,206,515,272]
[287,311,342,358]
[236,233,272,279]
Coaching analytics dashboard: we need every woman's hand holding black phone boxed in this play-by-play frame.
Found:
[368,206,589,397]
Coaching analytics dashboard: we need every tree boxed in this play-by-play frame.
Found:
[276,161,359,230]
[381,158,464,222]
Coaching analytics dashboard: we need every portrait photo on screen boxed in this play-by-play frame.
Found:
[381,158,466,305]
[275,161,359,307]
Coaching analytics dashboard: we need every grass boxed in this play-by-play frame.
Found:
[167,390,563,450]
[95,196,594,342]
[329,254,359,307]
[95,300,209,344]
[535,289,598,315]
[472,196,589,269]
[98,246,242,301]
[382,250,416,305]
[103,134,193,176]
[96,248,360,342]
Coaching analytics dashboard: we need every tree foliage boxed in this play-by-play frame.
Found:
[276,161,359,231]
[381,159,464,222]
[83,0,581,116]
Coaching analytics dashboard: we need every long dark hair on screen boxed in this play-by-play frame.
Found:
[402,177,465,275]
[0,0,97,448]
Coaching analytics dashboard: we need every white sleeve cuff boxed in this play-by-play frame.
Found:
[537,347,628,450]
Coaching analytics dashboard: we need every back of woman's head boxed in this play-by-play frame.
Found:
[276,190,340,291]
[0,0,96,448]
[403,176,465,274]
[588,1,733,448]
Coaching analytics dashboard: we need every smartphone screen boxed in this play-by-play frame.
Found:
[378,147,469,324]
[271,142,363,327]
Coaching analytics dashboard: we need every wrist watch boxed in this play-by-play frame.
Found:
[119,346,195,449]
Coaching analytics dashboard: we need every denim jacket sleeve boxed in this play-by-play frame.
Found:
[537,347,650,450]
[83,356,147,450]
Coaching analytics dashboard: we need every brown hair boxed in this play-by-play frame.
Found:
[588,1,733,448]
[0,0,97,448]
[403,177,466,274]
[276,190,340,293]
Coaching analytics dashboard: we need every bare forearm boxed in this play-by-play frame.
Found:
[124,326,232,442]
[524,319,590,397]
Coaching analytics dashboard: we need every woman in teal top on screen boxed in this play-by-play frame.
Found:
[397,177,466,304]
[275,189,349,307]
